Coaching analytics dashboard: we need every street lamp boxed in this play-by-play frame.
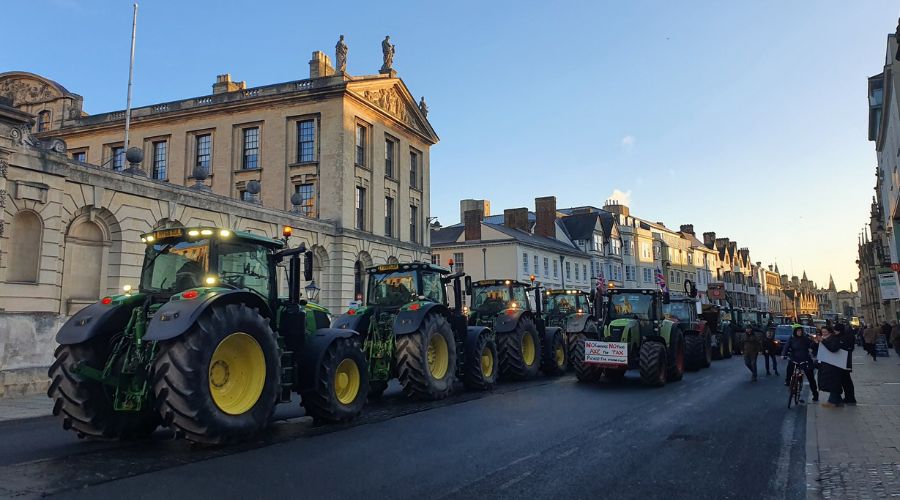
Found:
[304,279,320,302]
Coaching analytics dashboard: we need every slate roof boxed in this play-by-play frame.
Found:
[559,212,599,241]
[431,221,587,257]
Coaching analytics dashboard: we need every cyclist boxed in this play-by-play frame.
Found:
[782,324,819,402]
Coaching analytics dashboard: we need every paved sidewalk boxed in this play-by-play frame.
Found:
[0,393,51,423]
[806,350,900,499]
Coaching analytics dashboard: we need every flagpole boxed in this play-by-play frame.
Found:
[123,3,138,151]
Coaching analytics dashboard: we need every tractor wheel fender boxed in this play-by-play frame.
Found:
[331,309,372,335]
[565,314,589,334]
[56,299,136,345]
[582,316,600,334]
[492,310,529,334]
[295,328,362,393]
[465,326,493,353]
[604,318,637,342]
[393,303,450,336]
[144,290,272,342]
[659,320,676,345]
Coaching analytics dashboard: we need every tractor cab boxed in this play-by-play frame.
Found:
[139,226,281,302]
[606,288,667,340]
[544,289,593,322]
[365,263,449,311]
[662,298,698,332]
[468,279,533,325]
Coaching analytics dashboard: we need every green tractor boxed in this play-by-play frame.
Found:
[49,226,368,444]
[466,279,568,380]
[572,288,685,386]
[542,289,601,366]
[330,262,497,400]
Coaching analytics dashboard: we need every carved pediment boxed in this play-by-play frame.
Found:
[0,78,58,106]
[352,84,431,137]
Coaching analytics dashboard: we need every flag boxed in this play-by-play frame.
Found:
[596,268,606,294]
[655,267,668,294]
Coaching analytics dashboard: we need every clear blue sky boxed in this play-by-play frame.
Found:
[5,0,897,290]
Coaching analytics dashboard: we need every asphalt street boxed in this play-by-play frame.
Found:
[0,356,807,500]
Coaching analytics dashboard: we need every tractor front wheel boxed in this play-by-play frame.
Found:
[152,304,280,445]
[684,334,704,371]
[572,333,603,383]
[301,337,368,422]
[48,339,159,440]
[639,341,667,387]
[395,313,457,400]
[463,330,498,391]
[702,334,713,368]
[541,329,567,376]
[497,317,541,380]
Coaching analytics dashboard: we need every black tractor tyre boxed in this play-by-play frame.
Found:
[572,333,603,383]
[497,316,542,380]
[569,320,599,369]
[395,313,457,400]
[666,329,685,382]
[541,329,568,376]
[463,331,498,391]
[684,334,705,372]
[300,337,368,423]
[367,380,389,400]
[639,341,668,387]
[48,339,160,440]
[152,303,280,445]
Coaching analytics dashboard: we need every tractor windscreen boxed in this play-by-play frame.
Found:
[471,285,512,315]
[546,294,577,315]
[662,302,693,322]
[608,293,654,321]
[140,240,210,293]
[368,270,419,307]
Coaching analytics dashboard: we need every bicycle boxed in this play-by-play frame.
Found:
[787,361,809,409]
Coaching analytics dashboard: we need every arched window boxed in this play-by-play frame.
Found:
[63,219,106,305]
[37,110,51,132]
[7,211,43,283]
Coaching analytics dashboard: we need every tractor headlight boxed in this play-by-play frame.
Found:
[188,230,200,237]
[204,275,218,286]
[219,229,232,238]
[122,284,132,293]
[200,229,213,236]
[509,302,518,309]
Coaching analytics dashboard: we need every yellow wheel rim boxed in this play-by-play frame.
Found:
[426,334,450,380]
[522,334,536,366]
[481,346,494,377]
[334,358,361,405]
[555,344,565,368]
[208,332,266,415]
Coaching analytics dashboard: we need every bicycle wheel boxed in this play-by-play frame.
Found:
[787,376,795,408]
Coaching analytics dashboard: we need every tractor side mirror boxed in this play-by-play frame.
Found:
[464,276,473,296]
[303,250,314,281]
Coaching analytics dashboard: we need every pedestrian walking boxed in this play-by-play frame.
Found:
[762,328,780,376]
[743,325,762,382]
[817,326,851,408]
[882,321,892,348]
[863,324,878,361]
[834,323,856,405]
[782,324,819,402]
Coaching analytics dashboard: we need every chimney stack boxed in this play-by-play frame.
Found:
[680,224,695,235]
[309,51,335,78]
[212,74,247,94]
[504,208,529,231]
[702,232,716,249]
[534,196,557,239]
[460,199,491,224]
[463,209,483,241]
[602,200,630,217]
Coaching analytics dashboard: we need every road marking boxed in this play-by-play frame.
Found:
[499,471,532,490]
[557,447,579,458]
[770,408,796,496]
[507,453,539,467]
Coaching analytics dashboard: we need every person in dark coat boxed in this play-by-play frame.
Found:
[817,325,850,407]
[782,324,819,402]
[743,325,762,381]
[762,328,780,376]
[834,323,855,404]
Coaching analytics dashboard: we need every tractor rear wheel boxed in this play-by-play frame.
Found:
[301,337,368,423]
[666,329,685,382]
[463,330,498,391]
[395,313,457,400]
[48,339,159,440]
[572,333,603,383]
[684,334,704,371]
[541,329,567,376]
[152,304,280,444]
[639,341,667,387]
[701,334,713,368]
[498,317,541,380]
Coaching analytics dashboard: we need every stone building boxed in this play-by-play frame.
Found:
[557,204,623,289]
